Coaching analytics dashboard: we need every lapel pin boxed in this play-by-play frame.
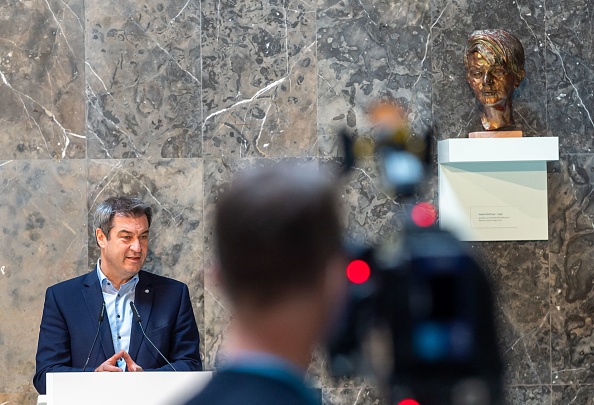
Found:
[145,289,149,293]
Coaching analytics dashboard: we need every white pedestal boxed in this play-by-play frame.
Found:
[438,137,559,241]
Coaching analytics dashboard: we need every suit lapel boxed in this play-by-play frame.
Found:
[82,271,115,360]
[129,270,155,361]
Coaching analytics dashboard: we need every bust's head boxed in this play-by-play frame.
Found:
[464,29,525,123]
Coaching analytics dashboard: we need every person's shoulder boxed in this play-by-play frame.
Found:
[47,271,94,292]
[183,372,259,405]
[139,270,187,287]
[185,370,315,405]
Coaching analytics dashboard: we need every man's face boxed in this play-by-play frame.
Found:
[96,214,149,285]
[466,51,518,107]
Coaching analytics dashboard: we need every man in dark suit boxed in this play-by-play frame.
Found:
[34,196,202,394]
[185,165,346,405]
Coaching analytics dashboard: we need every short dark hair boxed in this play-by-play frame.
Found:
[215,165,342,308]
[93,196,153,245]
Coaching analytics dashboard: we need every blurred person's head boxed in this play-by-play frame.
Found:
[214,164,346,367]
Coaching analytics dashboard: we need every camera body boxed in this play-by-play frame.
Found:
[329,224,503,405]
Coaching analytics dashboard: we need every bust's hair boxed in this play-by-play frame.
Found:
[214,164,342,308]
[464,29,525,81]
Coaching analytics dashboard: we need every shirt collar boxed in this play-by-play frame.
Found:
[224,350,306,377]
[96,259,139,293]
[221,351,318,405]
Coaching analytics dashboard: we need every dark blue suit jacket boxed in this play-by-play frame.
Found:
[33,269,202,394]
[184,365,321,405]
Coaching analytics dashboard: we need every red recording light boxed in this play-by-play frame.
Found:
[397,399,420,405]
[346,260,371,284]
[411,202,436,227]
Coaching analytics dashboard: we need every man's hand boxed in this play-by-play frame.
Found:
[122,351,143,372]
[94,350,144,372]
[94,350,125,372]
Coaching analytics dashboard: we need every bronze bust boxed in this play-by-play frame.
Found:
[464,29,526,131]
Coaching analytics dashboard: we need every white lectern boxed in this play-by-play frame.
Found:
[438,137,559,241]
[39,371,212,405]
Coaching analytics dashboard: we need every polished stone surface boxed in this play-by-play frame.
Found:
[550,155,594,385]
[323,386,383,405]
[0,393,39,405]
[470,241,551,386]
[201,0,318,158]
[86,0,202,158]
[545,0,594,153]
[552,384,594,404]
[505,385,551,405]
[0,0,86,159]
[317,0,433,156]
[0,160,87,393]
[1,0,594,402]
[336,158,408,246]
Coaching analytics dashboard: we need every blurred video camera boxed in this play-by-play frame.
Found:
[328,103,503,405]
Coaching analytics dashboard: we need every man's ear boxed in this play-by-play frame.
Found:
[96,228,107,248]
[321,255,349,312]
[210,263,224,288]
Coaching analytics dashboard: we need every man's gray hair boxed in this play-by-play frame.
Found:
[93,196,153,245]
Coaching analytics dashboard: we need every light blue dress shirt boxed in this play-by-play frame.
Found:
[96,260,139,371]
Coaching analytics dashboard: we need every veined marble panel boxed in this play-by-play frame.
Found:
[322,386,383,405]
[0,160,87,393]
[329,158,408,246]
[317,0,432,157]
[549,155,594,385]
[469,241,551,385]
[201,0,318,158]
[85,0,202,158]
[431,0,546,140]
[545,0,594,153]
[0,0,85,159]
[505,385,551,405]
[0,392,39,405]
[86,158,205,346]
[552,384,594,405]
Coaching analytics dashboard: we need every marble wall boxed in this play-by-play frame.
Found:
[0,0,592,403]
